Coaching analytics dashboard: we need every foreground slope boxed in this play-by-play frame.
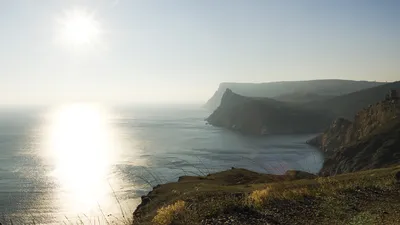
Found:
[308,98,400,176]
[206,89,332,135]
[205,80,384,110]
[133,166,400,225]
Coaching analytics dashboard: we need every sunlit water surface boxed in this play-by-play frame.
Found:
[0,104,323,224]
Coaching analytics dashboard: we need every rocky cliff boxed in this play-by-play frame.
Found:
[308,99,400,175]
[206,89,333,135]
[306,118,352,156]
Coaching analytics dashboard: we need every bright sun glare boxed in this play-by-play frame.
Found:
[58,9,101,46]
[47,104,115,212]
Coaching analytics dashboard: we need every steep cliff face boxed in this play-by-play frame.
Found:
[309,99,400,175]
[306,118,352,156]
[206,89,333,135]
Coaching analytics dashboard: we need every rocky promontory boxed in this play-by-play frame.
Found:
[206,89,333,135]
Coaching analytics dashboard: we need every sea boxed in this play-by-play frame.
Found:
[0,103,323,224]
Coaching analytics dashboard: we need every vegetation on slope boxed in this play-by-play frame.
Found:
[133,166,400,225]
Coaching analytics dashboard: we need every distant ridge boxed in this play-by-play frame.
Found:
[205,80,384,110]
[273,92,335,103]
[302,81,400,119]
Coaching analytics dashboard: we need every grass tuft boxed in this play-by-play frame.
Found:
[247,187,272,207]
[152,200,186,225]
[247,185,311,208]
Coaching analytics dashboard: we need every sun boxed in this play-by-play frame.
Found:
[58,9,101,46]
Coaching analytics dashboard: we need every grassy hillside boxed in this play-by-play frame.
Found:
[133,166,400,225]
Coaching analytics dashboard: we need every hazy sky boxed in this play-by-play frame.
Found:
[1,0,399,105]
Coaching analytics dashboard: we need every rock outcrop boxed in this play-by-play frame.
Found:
[308,99,400,175]
[307,118,352,156]
[206,89,333,135]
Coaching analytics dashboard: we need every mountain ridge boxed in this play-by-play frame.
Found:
[302,81,400,119]
[206,81,400,136]
[205,80,385,110]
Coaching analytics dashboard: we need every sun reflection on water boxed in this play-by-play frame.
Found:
[46,103,119,213]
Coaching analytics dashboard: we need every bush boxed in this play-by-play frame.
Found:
[152,200,186,225]
[248,187,272,207]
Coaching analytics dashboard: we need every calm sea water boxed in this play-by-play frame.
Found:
[0,104,323,224]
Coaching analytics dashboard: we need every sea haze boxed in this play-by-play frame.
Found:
[0,104,323,224]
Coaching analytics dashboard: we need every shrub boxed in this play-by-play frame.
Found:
[248,187,272,207]
[152,200,186,225]
[248,185,312,208]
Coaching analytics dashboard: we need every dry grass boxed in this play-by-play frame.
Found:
[133,165,400,225]
[247,186,311,207]
[246,166,399,209]
[247,187,272,207]
[152,200,186,225]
